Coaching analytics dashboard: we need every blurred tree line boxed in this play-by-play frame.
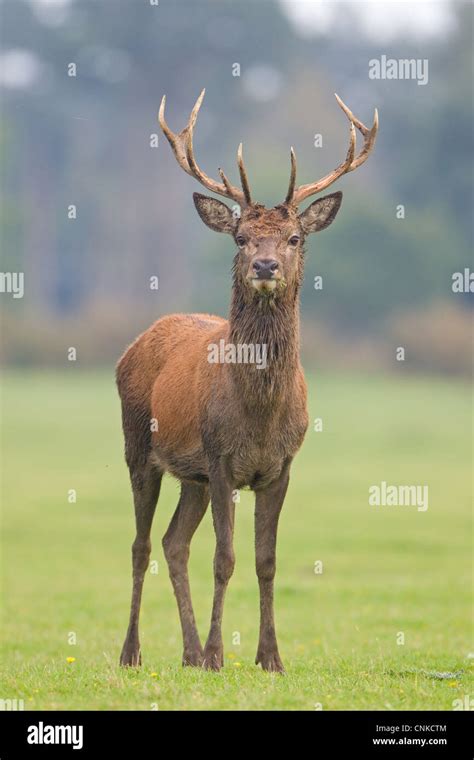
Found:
[0,0,472,373]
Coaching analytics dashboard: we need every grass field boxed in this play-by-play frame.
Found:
[1,370,472,711]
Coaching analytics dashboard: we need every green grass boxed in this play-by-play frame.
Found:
[0,370,472,710]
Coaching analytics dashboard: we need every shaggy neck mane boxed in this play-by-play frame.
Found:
[228,273,301,409]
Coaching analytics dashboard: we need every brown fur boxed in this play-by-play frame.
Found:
[118,190,342,673]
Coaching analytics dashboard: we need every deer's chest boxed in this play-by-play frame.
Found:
[230,448,286,491]
[209,403,307,490]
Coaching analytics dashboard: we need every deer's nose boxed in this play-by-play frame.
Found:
[253,259,279,279]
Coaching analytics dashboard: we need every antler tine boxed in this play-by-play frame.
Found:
[335,93,378,171]
[335,93,369,135]
[284,147,297,205]
[158,90,248,207]
[289,94,378,206]
[188,88,206,131]
[237,143,252,205]
[218,167,236,196]
[158,92,198,178]
[345,121,357,165]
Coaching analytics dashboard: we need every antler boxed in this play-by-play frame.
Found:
[158,89,252,207]
[286,94,379,207]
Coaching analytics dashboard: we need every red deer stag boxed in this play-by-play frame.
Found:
[118,90,378,672]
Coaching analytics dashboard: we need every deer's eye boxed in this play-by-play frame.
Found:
[236,235,246,247]
[288,235,300,247]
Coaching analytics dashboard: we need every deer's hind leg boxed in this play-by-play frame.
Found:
[162,481,209,666]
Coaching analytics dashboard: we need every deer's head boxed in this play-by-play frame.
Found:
[159,90,378,300]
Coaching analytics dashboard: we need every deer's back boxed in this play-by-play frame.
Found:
[116,312,226,406]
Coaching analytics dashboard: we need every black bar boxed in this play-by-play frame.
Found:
[0,710,472,757]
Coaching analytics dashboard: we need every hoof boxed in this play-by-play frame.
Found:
[182,649,204,667]
[202,646,223,671]
[120,642,142,668]
[256,651,285,674]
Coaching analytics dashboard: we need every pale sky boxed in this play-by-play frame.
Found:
[280,0,457,41]
[0,0,460,88]
[27,0,459,42]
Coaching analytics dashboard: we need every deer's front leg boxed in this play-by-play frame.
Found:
[254,461,290,674]
[203,457,235,671]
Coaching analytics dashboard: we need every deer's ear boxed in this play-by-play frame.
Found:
[193,193,236,234]
[298,191,343,234]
